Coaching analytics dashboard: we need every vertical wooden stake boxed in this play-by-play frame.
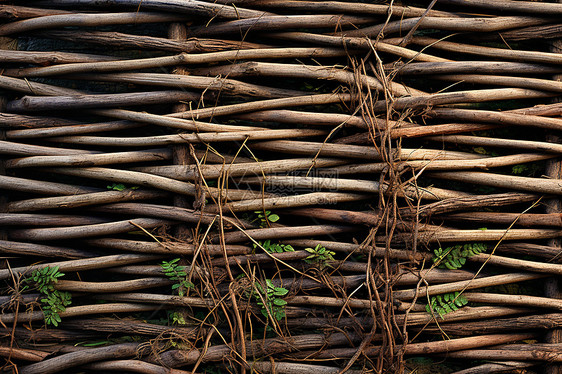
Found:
[545,15,562,374]
[169,23,194,241]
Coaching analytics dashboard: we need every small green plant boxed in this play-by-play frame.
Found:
[161,258,194,297]
[254,210,279,228]
[304,244,335,267]
[75,340,111,347]
[511,162,542,176]
[42,291,72,326]
[25,266,72,327]
[511,164,528,175]
[432,243,486,270]
[28,266,65,293]
[254,240,294,254]
[425,292,469,319]
[168,310,188,325]
[252,279,289,321]
[472,147,499,157]
[107,183,139,191]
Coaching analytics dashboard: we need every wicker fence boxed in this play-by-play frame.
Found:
[1,1,562,373]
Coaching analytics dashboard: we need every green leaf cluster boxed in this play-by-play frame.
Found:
[425,292,468,319]
[42,291,72,327]
[254,240,294,254]
[107,183,139,191]
[433,243,486,270]
[253,210,279,228]
[28,266,65,294]
[511,164,528,175]
[511,162,542,176]
[473,147,499,157]
[168,310,188,326]
[25,266,72,327]
[253,279,289,321]
[161,258,194,297]
[304,244,335,267]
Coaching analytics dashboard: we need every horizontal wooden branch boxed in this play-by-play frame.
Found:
[251,362,361,374]
[422,313,562,335]
[63,317,201,337]
[438,0,562,15]
[88,108,262,133]
[158,331,360,367]
[55,277,171,293]
[0,254,158,280]
[7,189,166,212]
[172,92,353,119]
[5,149,171,168]
[6,121,141,139]
[495,242,562,262]
[213,224,357,243]
[286,208,380,226]
[93,198,209,222]
[0,239,94,259]
[270,31,447,62]
[74,72,304,99]
[0,4,73,20]
[400,306,531,326]
[467,252,562,275]
[40,29,266,52]
[443,212,562,227]
[19,342,144,374]
[254,0,457,18]
[281,239,429,261]
[0,12,187,36]
[426,134,562,154]
[392,228,562,244]
[240,175,380,193]
[0,49,119,64]
[250,140,484,160]
[0,303,160,324]
[404,192,538,218]
[0,213,106,226]
[0,139,97,156]
[133,157,347,181]
[233,109,371,128]
[206,192,370,213]
[0,112,76,128]
[443,345,562,362]
[6,91,201,112]
[51,128,327,147]
[428,170,562,195]
[393,61,561,76]
[98,293,214,308]
[393,273,545,300]
[288,333,535,360]
[490,23,562,41]
[188,14,376,36]
[436,73,562,93]
[464,292,562,310]
[0,347,48,362]
[347,15,546,38]
[372,88,554,112]
[84,360,193,374]
[0,174,99,195]
[45,166,272,200]
[30,0,268,19]
[191,61,417,97]
[410,36,562,65]
[211,250,311,266]
[84,238,251,256]
[7,48,349,78]
[9,218,170,241]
